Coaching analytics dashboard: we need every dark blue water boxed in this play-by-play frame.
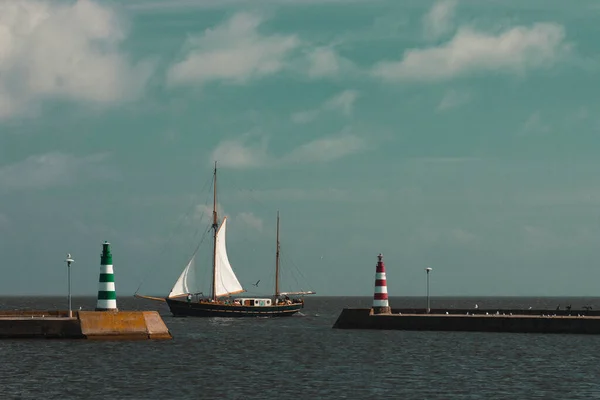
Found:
[1,296,600,399]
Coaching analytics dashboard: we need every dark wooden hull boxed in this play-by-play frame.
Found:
[165,298,303,317]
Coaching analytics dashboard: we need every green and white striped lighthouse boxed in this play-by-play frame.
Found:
[96,241,118,311]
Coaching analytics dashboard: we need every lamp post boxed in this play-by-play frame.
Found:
[425,267,432,314]
[66,253,75,318]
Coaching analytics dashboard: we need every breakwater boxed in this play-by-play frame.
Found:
[0,310,172,340]
[333,308,600,334]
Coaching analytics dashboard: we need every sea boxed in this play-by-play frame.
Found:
[1,296,599,399]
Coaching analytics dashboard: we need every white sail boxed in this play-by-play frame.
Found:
[214,217,245,297]
[168,255,196,298]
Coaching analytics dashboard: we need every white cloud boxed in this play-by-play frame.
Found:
[233,187,390,204]
[281,133,366,164]
[519,112,550,136]
[324,90,359,116]
[305,45,358,80]
[167,12,299,86]
[372,22,568,82]
[409,157,479,164]
[291,89,359,124]
[193,203,225,222]
[236,212,263,231]
[127,0,376,12]
[210,134,269,168]
[235,188,349,202]
[0,0,153,120]
[0,152,116,192]
[290,110,320,124]
[211,131,367,169]
[307,47,340,78]
[437,89,471,111]
[423,0,457,41]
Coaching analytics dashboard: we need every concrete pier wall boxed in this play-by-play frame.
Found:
[0,310,172,340]
[332,308,600,334]
[391,308,600,317]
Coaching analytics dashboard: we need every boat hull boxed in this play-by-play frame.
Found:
[165,298,303,317]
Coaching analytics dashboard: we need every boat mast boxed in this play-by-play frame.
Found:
[275,211,280,297]
[212,161,218,301]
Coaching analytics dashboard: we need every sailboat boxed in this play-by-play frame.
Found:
[135,163,315,317]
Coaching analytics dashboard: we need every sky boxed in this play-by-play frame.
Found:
[2,0,600,298]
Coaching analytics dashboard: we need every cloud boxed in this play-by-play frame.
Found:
[372,22,568,82]
[0,152,117,192]
[235,188,349,203]
[236,212,263,231]
[211,130,367,169]
[234,187,387,205]
[518,112,550,136]
[324,90,359,115]
[307,47,340,78]
[423,0,457,41]
[0,0,153,120]
[291,110,320,124]
[291,89,359,124]
[167,12,299,87]
[281,133,366,164]
[192,203,224,221]
[437,89,471,111]
[408,157,480,164]
[304,45,358,80]
[127,0,376,12]
[210,134,269,168]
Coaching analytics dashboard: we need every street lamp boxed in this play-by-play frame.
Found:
[65,253,75,318]
[425,267,432,314]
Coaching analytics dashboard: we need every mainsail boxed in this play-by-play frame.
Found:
[214,217,245,297]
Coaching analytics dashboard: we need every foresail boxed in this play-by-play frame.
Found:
[214,217,245,297]
[168,255,196,298]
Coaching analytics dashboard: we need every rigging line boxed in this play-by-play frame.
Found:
[188,178,216,248]
[189,224,212,263]
[134,173,214,295]
[162,180,215,294]
[159,179,215,296]
[199,249,211,297]
[226,173,273,214]
[280,251,311,288]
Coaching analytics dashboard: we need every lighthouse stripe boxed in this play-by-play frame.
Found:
[99,273,114,283]
[100,265,114,274]
[375,273,387,280]
[374,291,389,299]
[97,290,117,300]
[98,282,116,292]
[373,299,389,307]
[96,299,117,309]
[376,265,386,273]
[374,286,388,294]
[375,279,387,286]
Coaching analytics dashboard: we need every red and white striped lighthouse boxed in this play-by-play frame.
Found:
[372,253,391,314]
